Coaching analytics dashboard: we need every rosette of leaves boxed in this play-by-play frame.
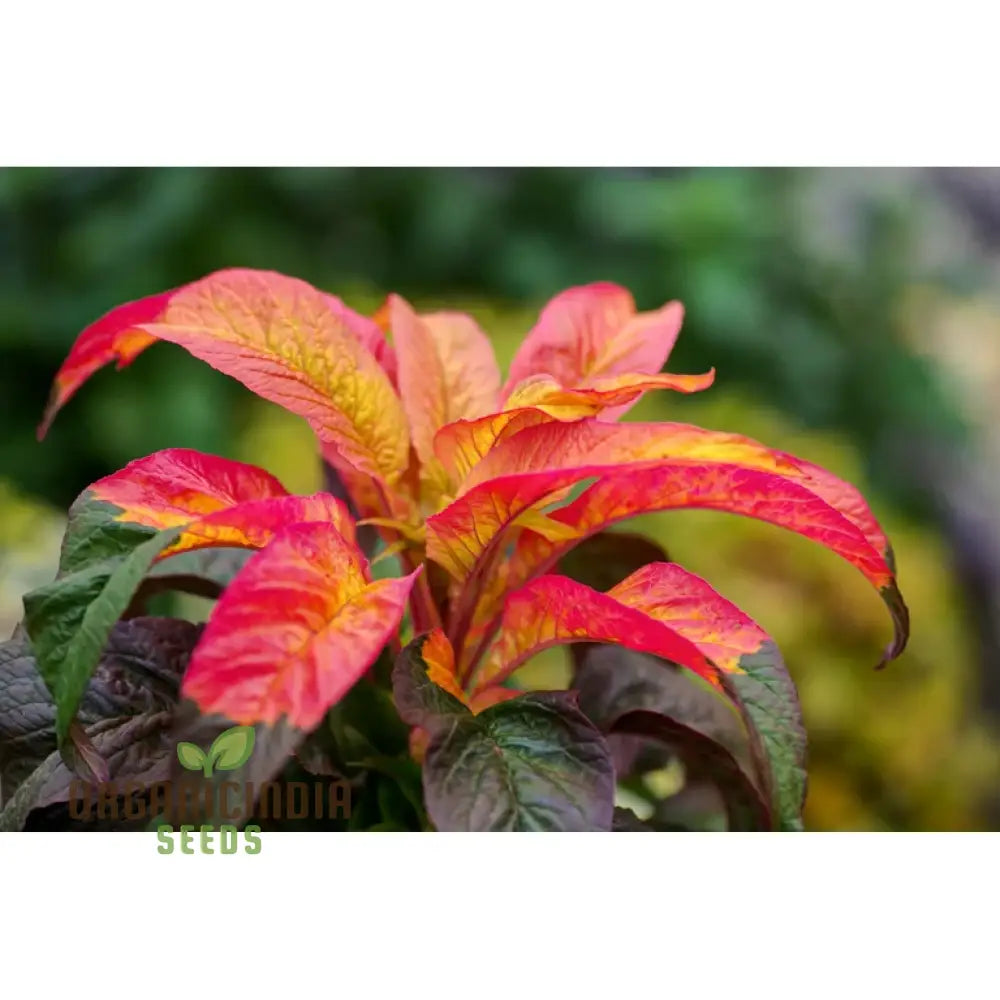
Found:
[1,269,909,831]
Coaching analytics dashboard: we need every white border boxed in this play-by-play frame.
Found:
[1,832,997,997]
[1,3,997,165]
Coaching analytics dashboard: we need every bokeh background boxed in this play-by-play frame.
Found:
[2,167,1000,831]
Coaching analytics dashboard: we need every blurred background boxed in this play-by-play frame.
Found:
[2,166,999,831]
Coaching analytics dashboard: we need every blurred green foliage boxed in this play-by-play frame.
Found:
[2,167,995,829]
[0,167,968,512]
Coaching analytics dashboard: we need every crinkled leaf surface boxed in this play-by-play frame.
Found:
[181,522,419,729]
[0,709,181,831]
[422,691,616,832]
[394,635,615,831]
[41,269,411,488]
[0,616,200,795]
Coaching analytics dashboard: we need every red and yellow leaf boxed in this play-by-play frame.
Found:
[460,419,800,494]
[500,282,685,418]
[468,686,521,713]
[434,370,716,486]
[84,448,356,557]
[503,369,715,414]
[471,575,721,694]
[607,562,775,672]
[501,462,908,665]
[388,295,501,497]
[181,522,421,728]
[324,292,399,387]
[427,420,802,583]
[419,628,469,706]
[38,289,175,439]
[40,269,410,489]
[428,419,908,666]
[433,409,554,485]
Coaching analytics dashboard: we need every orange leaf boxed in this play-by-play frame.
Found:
[389,295,501,497]
[434,409,554,485]
[501,282,685,419]
[434,370,715,487]
[503,369,715,414]
[419,628,469,706]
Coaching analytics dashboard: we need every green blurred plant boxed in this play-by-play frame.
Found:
[0,168,968,518]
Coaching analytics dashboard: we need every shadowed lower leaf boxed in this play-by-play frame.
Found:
[571,644,772,830]
[557,531,669,593]
[605,563,807,828]
[0,616,200,795]
[394,635,615,831]
[0,710,179,830]
[611,711,770,830]
[422,691,615,831]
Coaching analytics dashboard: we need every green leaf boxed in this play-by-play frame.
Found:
[22,526,182,746]
[722,642,807,831]
[208,725,256,771]
[145,547,252,590]
[352,754,427,827]
[132,547,253,614]
[176,742,206,771]
[424,692,615,832]
[57,492,160,576]
[375,773,420,830]
[336,679,411,758]
[395,636,615,831]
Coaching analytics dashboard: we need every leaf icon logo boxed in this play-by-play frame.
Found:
[176,726,256,777]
